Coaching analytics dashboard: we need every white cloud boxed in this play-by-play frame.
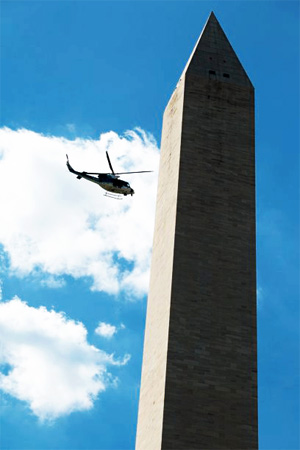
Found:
[95,322,117,339]
[0,297,130,421]
[95,322,125,339]
[0,127,159,297]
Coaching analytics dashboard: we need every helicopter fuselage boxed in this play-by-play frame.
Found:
[69,166,134,196]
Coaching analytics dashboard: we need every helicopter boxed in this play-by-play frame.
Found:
[66,152,152,197]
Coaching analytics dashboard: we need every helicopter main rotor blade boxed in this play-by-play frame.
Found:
[106,151,115,175]
[114,171,153,175]
[81,172,107,175]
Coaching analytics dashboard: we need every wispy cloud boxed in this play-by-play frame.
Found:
[0,127,159,298]
[0,297,130,421]
[66,123,76,134]
[40,275,66,289]
[257,286,264,309]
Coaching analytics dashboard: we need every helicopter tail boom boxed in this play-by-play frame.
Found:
[66,154,77,174]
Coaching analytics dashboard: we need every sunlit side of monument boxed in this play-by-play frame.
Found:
[136,12,257,450]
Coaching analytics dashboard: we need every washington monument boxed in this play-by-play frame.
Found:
[136,12,258,450]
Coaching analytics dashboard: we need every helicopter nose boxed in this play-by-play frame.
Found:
[131,189,134,196]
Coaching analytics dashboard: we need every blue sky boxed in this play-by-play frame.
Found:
[0,1,299,450]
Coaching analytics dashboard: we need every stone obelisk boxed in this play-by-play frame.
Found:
[136,12,257,450]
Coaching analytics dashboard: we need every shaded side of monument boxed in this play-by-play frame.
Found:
[136,12,257,450]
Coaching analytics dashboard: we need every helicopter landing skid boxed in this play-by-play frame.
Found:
[104,192,123,200]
